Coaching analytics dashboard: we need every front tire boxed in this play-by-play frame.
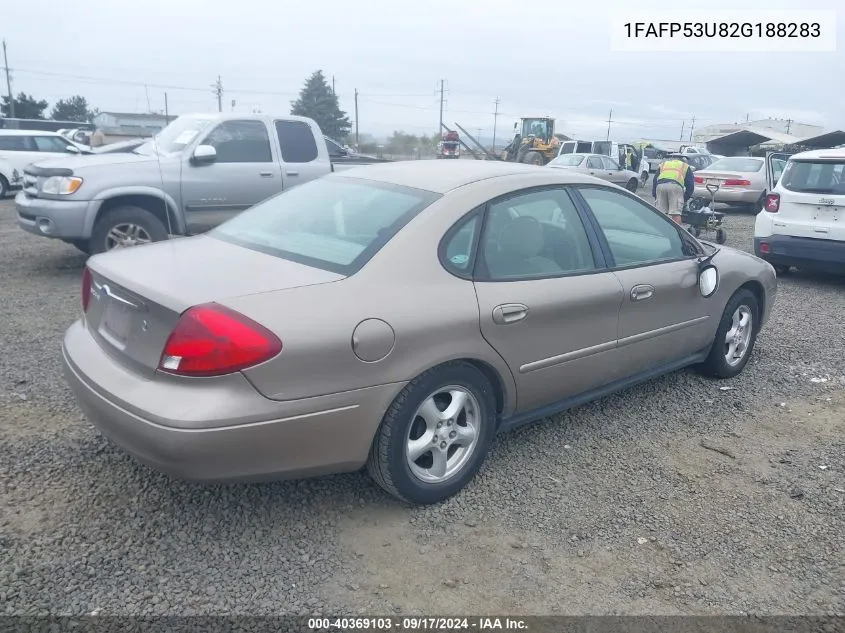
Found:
[366,361,496,504]
[90,206,169,255]
[625,178,639,192]
[697,289,759,379]
[640,171,649,186]
[523,151,544,166]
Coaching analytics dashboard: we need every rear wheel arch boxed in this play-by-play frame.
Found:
[404,358,510,418]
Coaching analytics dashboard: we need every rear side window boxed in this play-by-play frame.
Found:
[275,120,319,163]
[780,160,845,194]
[0,135,33,151]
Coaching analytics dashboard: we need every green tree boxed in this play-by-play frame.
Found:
[290,70,351,139]
[50,95,98,122]
[1,92,49,119]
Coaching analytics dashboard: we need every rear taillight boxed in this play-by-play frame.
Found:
[759,242,770,254]
[694,176,704,184]
[765,193,780,213]
[723,179,751,186]
[81,267,92,313]
[158,303,282,377]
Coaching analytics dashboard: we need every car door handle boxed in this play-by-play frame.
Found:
[492,303,529,325]
[285,170,299,176]
[630,285,655,301]
[259,171,274,177]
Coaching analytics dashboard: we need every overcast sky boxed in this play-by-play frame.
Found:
[3,0,842,142]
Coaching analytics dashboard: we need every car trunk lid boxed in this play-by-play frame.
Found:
[83,235,344,377]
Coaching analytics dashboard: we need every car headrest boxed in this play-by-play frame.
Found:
[498,215,544,259]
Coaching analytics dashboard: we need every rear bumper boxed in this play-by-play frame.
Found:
[693,186,762,205]
[62,320,405,482]
[754,235,845,272]
[16,191,100,240]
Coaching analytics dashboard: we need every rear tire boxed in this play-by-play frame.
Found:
[90,206,169,255]
[774,265,791,276]
[697,288,759,379]
[0,175,9,198]
[715,228,727,244]
[625,178,639,192]
[366,361,496,504]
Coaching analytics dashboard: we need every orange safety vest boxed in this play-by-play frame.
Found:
[658,159,689,186]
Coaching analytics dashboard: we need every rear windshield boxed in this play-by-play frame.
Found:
[706,157,763,172]
[550,154,584,167]
[780,160,845,194]
[211,177,439,274]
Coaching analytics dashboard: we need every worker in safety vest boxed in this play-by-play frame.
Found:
[651,154,695,224]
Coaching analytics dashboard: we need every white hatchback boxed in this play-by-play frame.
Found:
[754,149,845,274]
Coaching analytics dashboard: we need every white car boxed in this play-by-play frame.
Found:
[0,130,87,197]
[754,149,845,274]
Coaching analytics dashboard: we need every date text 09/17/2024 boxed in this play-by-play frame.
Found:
[623,22,821,38]
[307,617,529,631]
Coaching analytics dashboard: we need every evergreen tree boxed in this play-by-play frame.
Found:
[1,92,49,119]
[290,70,351,139]
[50,95,98,123]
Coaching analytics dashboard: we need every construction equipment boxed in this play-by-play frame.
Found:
[501,117,562,165]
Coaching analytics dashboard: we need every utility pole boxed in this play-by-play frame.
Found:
[354,88,359,151]
[680,120,685,141]
[212,76,223,112]
[605,109,613,141]
[332,76,336,96]
[438,79,445,137]
[2,39,14,118]
[492,96,500,150]
[689,114,696,142]
[785,118,793,134]
[164,92,169,122]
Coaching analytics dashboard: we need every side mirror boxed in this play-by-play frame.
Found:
[66,145,80,154]
[191,144,217,165]
[697,262,719,298]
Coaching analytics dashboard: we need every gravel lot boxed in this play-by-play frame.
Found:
[1,192,843,617]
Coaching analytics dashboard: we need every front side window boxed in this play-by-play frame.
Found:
[212,176,439,274]
[480,188,596,280]
[204,120,272,163]
[578,186,695,267]
[33,135,71,152]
